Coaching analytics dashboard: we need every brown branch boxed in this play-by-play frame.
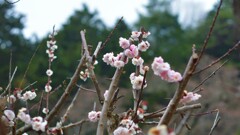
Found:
[76,85,96,93]
[1,67,18,97]
[208,109,221,135]
[194,41,240,74]
[195,0,222,66]
[144,103,201,119]
[96,56,126,135]
[192,60,228,92]
[61,119,89,130]
[99,17,124,53]
[80,31,104,104]
[175,111,192,135]
[158,45,199,126]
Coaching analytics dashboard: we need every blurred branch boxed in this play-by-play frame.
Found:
[62,119,89,130]
[80,31,104,104]
[194,41,240,74]
[208,109,221,135]
[192,60,228,92]
[4,0,20,4]
[1,67,17,97]
[175,111,192,135]
[144,103,201,119]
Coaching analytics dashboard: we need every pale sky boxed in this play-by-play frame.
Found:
[13,0,218,39]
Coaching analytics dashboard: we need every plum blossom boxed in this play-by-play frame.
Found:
[22,90,37,101]
[46,69,53,76]
[102,52,115,66]
[114,60,125,69]
[142,31,151,38]
[138,41,150,52]
[132,57,144,66]
[17,108,31,125]
[7,95,16,104]
[80,69,90,81]
[151,56,182,82]
[131,31,142,41]
[32,116,48,132]
[119,37,130,49]
[130,74,147,90]
[1,110,15,127]
[88,111,101,122]
[42,108,49,114]
[180,91,201,104]
[114,119,141,134]
[148,125,175,135]
[124,45,138,58]
[45,84,52,92]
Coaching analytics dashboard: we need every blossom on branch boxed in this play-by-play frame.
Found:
[180,90,201,104]
[88,111,101,122]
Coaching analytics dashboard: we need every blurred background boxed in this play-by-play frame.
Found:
[1,0,240,134]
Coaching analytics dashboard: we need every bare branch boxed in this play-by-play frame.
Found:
[62,119,89,130]
[1,67,18,97]
[208,109,221,135]
[175,111,192,135]
[194,41,240,74]
[4,0,20,4]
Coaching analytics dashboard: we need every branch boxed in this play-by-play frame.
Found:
[192,60,228,91]
[4,0,20,4]
[1,67,18,97]
[195,0,222,66]
[158,45,198,125]
[96,57,126,135]
[61,119,89,130]
[194,41,240,74]
[208,109,221,135]
[80,31,104,104]
[175,111,192,135]
[144,103,201,119]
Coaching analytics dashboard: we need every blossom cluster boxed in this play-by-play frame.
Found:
[180,90,201,104]
[151,57,182,82]
[113,118,141,135]
[1,110,15,127]
[17,108,48,132]
[45,31,58,93]
[88,110,101,122]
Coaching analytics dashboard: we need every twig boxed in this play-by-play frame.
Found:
[76,85,96,93]
[80,31,104,104]
[194,41,240,74]
[96,56,126,135]
[144,103,201,119]
[99,17,124,53]
[175,111,192,135]
[61,87,81,124]
[158,45,198,126]
[61,119,89,130]
[23,81,38,91]
[208,109,221,135]
[19,38,42,89]
[8,50,12,97]
[4,0,20,4]
[1,67,18,97]
[195,0,222,67]
[192,60,228,91]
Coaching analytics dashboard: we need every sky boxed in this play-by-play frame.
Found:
[13,0,218,39]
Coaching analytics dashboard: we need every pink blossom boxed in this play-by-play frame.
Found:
[180,91,201,104]
[45,84,52,92]
[124,45,138,58]
[148,125,175,135]
[1,110,15,127]
[167,70,182,82]
[132,57,144,66]
[32,116,48,132]
[22,91,37,101]
[131,31,142,41]
[102,52,114,66]
[88,111,101,122]
[119,37,130,49]
[113,127,131,135]
[130,74,147,90]
[142,31,151,38]
[18,108,31,125]
[7,95,16,104]
[138,41,150,52]
[114,60,125,69]
[42,108,49,114]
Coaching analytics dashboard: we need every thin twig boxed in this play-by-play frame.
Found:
[19,39,42,89]
[195,0,223,67]
[4,0,20,4]
[61,119,89,130]
[99,17,124,53]
[76,85,96,93]
[8,50,12,97]
[175,111,192,135]
[208,109,221,135]
[61,87,81,124]
[194,41,240,74]
[1,67,18,97]
[192,60,228,91]
[144,103,201,119]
